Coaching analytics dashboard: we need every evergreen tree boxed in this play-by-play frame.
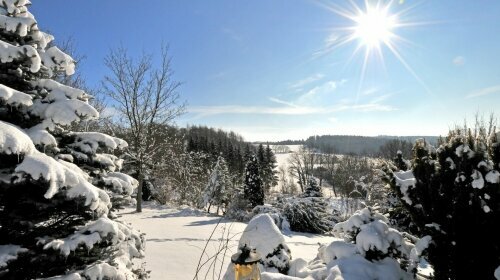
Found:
[243,154,264,207]
[393,150,409,171]
[261,144,278,194]
[386,133,500,279]
[302,177,322,197]
[281,178,332,234]
[202,156,232,214]
[0,2,144,278]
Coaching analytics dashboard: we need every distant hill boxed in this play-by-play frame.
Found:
[260,135,438,156]
[304,135,439,156]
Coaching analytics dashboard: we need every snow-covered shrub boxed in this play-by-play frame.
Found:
[0,2,144,278]
[386,131,500,279]
[281,179,332,234]
[239,208,429,280]
[249,204,290,231]
[224,214,292,279]
[225,185,252,221]
[332,207,428,275]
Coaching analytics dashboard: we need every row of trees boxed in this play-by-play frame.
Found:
[201,144,278,214]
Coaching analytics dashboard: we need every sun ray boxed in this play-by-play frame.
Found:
[313,0,434,94]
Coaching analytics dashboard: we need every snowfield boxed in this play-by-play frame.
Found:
[119,203,336,280]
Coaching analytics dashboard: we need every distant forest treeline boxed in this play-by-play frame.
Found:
[265,135,439,156]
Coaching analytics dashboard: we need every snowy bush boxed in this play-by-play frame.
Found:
[281,178,332,234]
[0,2,144,278]
[385,130,500,279]
[249,204,290,231]
[224,214,292,279]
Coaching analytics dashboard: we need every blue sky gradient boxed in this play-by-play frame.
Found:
[31,0,500,141]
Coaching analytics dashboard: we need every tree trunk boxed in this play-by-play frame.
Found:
[136,172,143,213]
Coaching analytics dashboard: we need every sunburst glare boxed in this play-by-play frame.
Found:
[316,0,432,93]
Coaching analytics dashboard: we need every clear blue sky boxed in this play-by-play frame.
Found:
[31,0,500,141]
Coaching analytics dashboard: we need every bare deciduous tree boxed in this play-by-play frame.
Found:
[103,45,185,212]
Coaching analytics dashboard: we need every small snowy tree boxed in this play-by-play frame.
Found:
[202,156,232,214]
[0,2,144,278]
[244,154,264,208]
[281,178,332,234]
[386,129,500,279]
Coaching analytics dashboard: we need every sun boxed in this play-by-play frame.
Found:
[314,0,432,93]
[353,4,397,49]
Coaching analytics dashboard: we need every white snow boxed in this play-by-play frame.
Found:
[25,126,57,147]
[0,83,32,106]
[485,170,500,184]
[455,144,474,158]
[318,241,356,263]
[42,99,99,126]
[103,172,138,195]
[393,170,416,205]
[0,39,41,72]
[0,120,36,155]
[14,151,111,215]
[39,46,75,76]
[0,13,36,36]
[445,157,455,170]
[43,217,144,280]
[471,169,484,189]
[239,214,288,258]
[32,79,89,101]
[119,203,336,280]
[495,265,500,280]
[0,245,28,268]
[69,132,128,153]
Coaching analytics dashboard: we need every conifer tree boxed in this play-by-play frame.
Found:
[0,2,144,278]
[261,144,278,193]
[202,156,232,214]
[282,178,331,234]
[243,154,264,207]
[387,131,500,279]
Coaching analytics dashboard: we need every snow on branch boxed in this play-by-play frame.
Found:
[0,39,41,72]
[0,245,28,268]
[32,79,90,102]
[102,172,138,195]
[68,132,128,153]
[0,83,32,106]
[0,14,36,37]
[0,120,36,155]
[14,152,111,215]
[39,46,75,76]
[42,217,145,280]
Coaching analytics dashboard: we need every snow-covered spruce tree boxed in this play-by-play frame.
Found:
[282,178,332,234]
[257,144,278,194]
[202,156,232,214]
[386,133,500,279]
[0,2,144,278]
[243,154,264,208]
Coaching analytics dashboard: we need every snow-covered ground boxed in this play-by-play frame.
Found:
[119,203,336,280]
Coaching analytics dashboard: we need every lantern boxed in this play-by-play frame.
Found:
[231,244,261,280]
